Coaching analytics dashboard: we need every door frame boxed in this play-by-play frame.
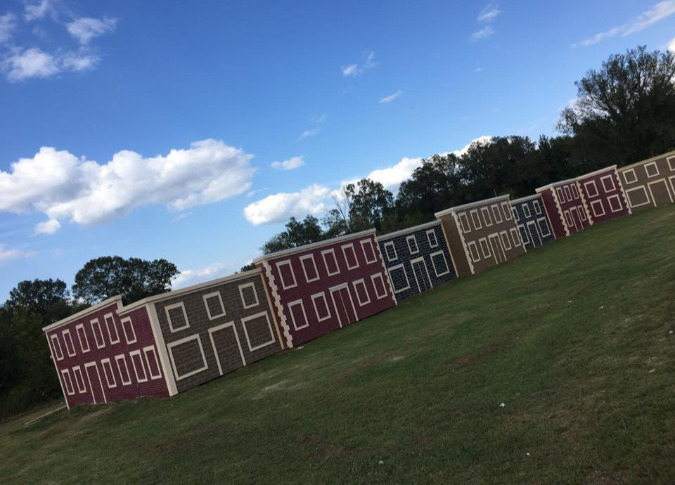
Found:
[526,220,540,247]
[329,283,358,328]
[208,321,246,375]
[84,361,107,404]
[410,257,432,293]
[648,179,673,205]
[488,234,506,264]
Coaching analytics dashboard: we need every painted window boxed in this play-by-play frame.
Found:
[143,346,163,379]
[600,175,615,192]
[571,184,580,199]
[622,169,637,185]
[459,212,472,233]
[533,200,542,215]
[360,239,378,264]
[61,369,75,395]
[101,359,116,388]
[388,265,411,294]
[510,227,522,247]
[467,241,480,263]
[104,313,120,344]
[370,273,388,300]
[288,299,309,331]
[519,225,529,245]
[430,251,450,277]
[491,205,503,223]
[121,317,137,344]
[241,312,276,351]
[564,185,572,201]
[500,231,512,250]
[276,260,298,289]
[203,292,226,319]
[63,329,76,357]
[470,210,482,230]
[73,366,86,393]
[501,202,512,220]
[167,335,208,381]
[556,187,565,203]
[238,283,260,309]
[537,218,551,237]
[668,156,675,171]
[522,204,531,218]
[321,249,340,276]
[352,279,371,306]
[584,180,599,198]
[91,318,105,348]
[299,254,320,282]
[626,186,650,207]
[130,350,148,383]
[311,292,331,322]
[165,302,190,332]
[76,324,90,353]
[479,238,491,258]
[406,235,419,254]
[341,243,359,270]
[607,194,623,213]
[115,355,132,385]
[383,241,397,262]
[590,200,605,217]
[645,162,659,178]
[512,206,520,222]
[481,207,493,226]
[426,229,438,247]
[565,211,573,227]
[578,207,587,222]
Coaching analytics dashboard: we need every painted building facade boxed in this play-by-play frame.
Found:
[618,151,675,213]
[576,166,631,224]
[378,220,458,302]
[118,269,283,395]
[435,195,526,277]
[42,296,169,409]
[536,179,591,239]
[510,194,556,250]
[255,230,396,348]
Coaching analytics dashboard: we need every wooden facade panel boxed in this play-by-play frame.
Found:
[511,195,556,250]
[618,152,675,213]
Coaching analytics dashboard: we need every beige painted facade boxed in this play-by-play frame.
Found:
[618,151,675,213]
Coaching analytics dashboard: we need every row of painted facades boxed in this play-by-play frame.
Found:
[43,150,675,408]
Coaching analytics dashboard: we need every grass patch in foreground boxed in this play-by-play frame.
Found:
[1,205,674,484]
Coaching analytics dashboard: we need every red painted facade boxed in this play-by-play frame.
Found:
[256,230,396,348]
[43,296,169,409]
[577,166,631,224]
[537,179,591,238]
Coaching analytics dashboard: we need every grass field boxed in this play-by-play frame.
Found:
[1,205,674,484]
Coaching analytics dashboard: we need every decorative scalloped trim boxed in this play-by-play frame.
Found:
[262,260,293,349]
[373,235,398,306]
[550,187,570,237]
[577,181,593,226]
[452,212,475,275]
[614,169,633,215]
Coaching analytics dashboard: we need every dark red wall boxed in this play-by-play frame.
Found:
[577,168,630,224]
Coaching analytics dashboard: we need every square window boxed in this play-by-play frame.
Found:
[591,200,605,217]
[165,302,190,332]
[75,324,90,353]
[383,241,397,262]
[288,299,309,331]
[479,238,491,258]
[491,206,503,223]
[388,265,411,294]
[360,239,378,264]
[533,200,542,215]
[143,346,163,380]
[115,355,132,385]
[481,207,493,226]
[501,202,512,220]
[311,292,332,322]
[370,273,389,300]
[600,175,616,192]
[276,260,298,289]
[104,313,119,344]
[238,283,260,309]
[645,162,659,178]
[101,359,116,388]
[467,241,481,262]
[73,366,86,393]
[470,210,482,230]
[203,292,226,319]
[459,212,472,232]
[352,279,371,306]
[584,180,599,198]
[90,318,105,348]
[406,235,419,254]
[500,231,512,250]
[607,194,623,213]
[167,335,208,381]
[300,254,320,282]
[341,243,360,270]
[426,229,438,248]
[63,329,76,357]
[622,169,637,185]
[430,251,450,277]
[321,249,340,276]
[121,317,137,344]
[522,204,531,218]
[130,350,148,383]
[241,312,276,351]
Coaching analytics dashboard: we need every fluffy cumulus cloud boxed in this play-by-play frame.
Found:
[0,139,255,234]
[2,47,60,81]
[24,0,55,22]
[0,13,16,43]
[243,184,330,225]
[575,1,675,46]
[667,37,675,53]
[66,17,117,44]
[379,89,402,104]
[271,156,305,170]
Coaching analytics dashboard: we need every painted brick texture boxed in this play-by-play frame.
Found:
[511,196,555,250]
[618,152,675,213]
[577,167,630,224]
[537,181,590,238]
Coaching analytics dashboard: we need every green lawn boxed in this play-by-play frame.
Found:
[2,205,674,484]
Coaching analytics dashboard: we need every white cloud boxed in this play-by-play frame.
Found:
[575,1,675,46]
[0,244,35,265]
[24,0,55,21]
[3,47,59,81]
[34,218,61,234]
[172,261,236,288]
[439,135,493,157]
[379,89,402,104]
[363,157,423,190]
[0,13,16,44]
[243,184,330,225]
[299,127,320,141]
[478,3,501,22]
[668,37,675,52]
[470,26,495,42]
[0,139,255,234]
[67,17,117,45]
[271,156,305,171]
[342,50,377,77]
[341,64,358,77]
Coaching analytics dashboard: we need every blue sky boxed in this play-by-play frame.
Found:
[1,0,674,300]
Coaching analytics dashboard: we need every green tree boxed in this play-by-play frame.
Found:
[261,215,326,254]
[72,256,179,305]
[558,46,675,166]
[4,279,73,324]
[344,179,394,232]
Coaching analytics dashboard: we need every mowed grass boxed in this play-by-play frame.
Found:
[2,206,674,484]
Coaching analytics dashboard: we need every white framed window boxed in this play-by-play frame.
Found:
[101,359,116,388]
[572,184,580,199]
[556,187,565,203]
[470,210,482,230]
[565,211,573,227]
[90,318,105,348]
[203,292,226,320]
[311,292,332,322]
[625,186,650,207]
[241,311,276,351]
[607,194,623,213]
[501,202,512,220]
[537,218,552,237]
[167,335,208,381]
[115,354,132,385]
[299,254,320,282]
[500,230,512,250]
[533,200,542,215]
[600,175,616,192]
[668,156,675,172]
[321,249,340,276]
[63,329,76,357]
[430,251,450,277]
[383,241,397,262]
[73,366,86,393]
[479,238,491,258]
[388,264,411,294]
[165,302,190,332]
[584,180,599,198]
[578,207,587,222]
[276,260,298,289]
[104,313,120,344]
[564,186,572,202]
[459,212,472,233]
[360,239,378,264]
[467,241,480,263]
[143,346,163,380]
[512,207,520,222]
[491,205,503,223]
[238,283,259,309]
[406,235,419,254]
[130,350,148,383]
[590,200,605,217]
[426,229,438,248]
[75,324,90,353]
[622,168,637,185]
[510,227,522,247]
[645,162,659,178]
[352,278,371,307]
[288,299,309,331]
[121,317,137,344]
[341,243,360,270]
[61,369,75,395]
[481,207,493,226]
[519,225,530,245]
[370,273,388,300]
[522,204,531,218]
